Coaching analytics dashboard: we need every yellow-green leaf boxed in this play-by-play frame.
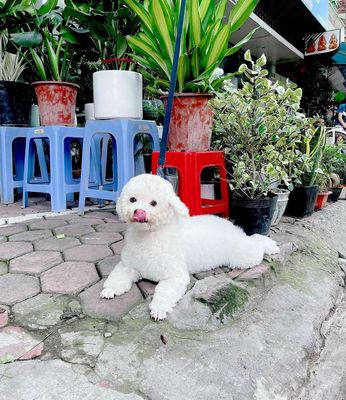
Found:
[150,0,174,62]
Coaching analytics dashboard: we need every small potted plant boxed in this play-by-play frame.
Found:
[124,0,259,151]
[63,0,142,120]
[314,171,331,210]
[318,144,345,202]
[284,119,326,217]
[211,51,304,234]
[10,0,80,126]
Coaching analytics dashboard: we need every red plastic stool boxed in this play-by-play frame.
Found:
[151,151,229,217]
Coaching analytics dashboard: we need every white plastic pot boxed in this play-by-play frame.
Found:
[84,103,95,121]
[93,71,143,119]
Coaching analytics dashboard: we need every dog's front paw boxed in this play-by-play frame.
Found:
[100,287,116,299]
[150,308,167,321]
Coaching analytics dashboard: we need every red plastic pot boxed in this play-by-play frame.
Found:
[32,81,79,126]
[162,93,213,151]
[315,192,331,210]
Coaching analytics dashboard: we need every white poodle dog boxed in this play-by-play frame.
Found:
[101,174,279,320]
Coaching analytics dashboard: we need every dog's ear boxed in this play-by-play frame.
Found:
[169,194,189,217]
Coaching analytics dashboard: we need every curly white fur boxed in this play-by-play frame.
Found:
[101,174,279,320]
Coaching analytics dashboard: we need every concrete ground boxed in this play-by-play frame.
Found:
[0,194,345,400]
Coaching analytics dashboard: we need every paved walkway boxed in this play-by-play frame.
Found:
[0,197,345,399]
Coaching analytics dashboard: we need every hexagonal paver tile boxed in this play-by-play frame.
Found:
[34,236,80,251]
[9,229,53,242]
[79,279,143,321]
[28,219,68,230]
[41,261,99,295]
[0,242,33,261]
[13,293,81,330]
[0,274,40,305]
[0,224,28,237]
[94,222,127,233]
[10,251,62,275]
[64,216,105,226]
[96,255,120,278]
[53,224,95,238]
[80,231,122,246]
[63,245,112,263]
[110,240,124,255]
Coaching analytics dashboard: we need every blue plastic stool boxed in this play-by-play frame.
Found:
[0,127,48,204]
[78,119,160,214]
[22,126,85,212]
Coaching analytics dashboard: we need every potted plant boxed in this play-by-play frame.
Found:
[284,119,326,218]
[63,0,142,119]
[314,171,331,210]
[211,51,305,235]
[321,144,345,202]
[0,30,31,126]
[10,0,80,126]
[124,0,259,151]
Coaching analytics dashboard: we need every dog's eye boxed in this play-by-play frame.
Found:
[150,200,157,207]
[129,197,137,203]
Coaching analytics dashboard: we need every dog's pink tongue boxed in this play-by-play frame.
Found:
[133,209,147,222]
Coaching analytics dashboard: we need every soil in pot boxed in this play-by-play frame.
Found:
[328,187,343,202]
[0,81,32,126]
[229,193,278,236]
[32,81,79,126]
[162,93,213,152]
[315,192,331,210]
[284,185,319,218]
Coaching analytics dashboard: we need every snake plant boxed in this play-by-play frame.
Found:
[124,0,259,94]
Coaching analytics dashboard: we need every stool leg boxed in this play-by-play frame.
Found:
[49,133,67,212]
[22,136,33,209]
[0,132,15,204]
[78,134,93,215]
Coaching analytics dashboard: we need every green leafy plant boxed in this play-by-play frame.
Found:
[123,0,259,94]
[0,30,26,81]
[319,144,346,188]
[10,0,80,81]
[298,120,326,186]
[62,0,139,70]
[211,50,305,199]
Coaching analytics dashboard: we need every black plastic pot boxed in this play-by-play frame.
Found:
[284,185,319,218]
[327,187,342,202]
[229,194,278,236]
[0,81,32,126]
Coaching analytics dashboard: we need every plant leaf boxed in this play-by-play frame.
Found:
[11,31,42,48]
[149,0,174,62]
[229,0,259,32]
[30,48,47,80]
[225,28,258,57]
[37,0,58,15]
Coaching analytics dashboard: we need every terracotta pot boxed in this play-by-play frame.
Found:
[315,192,331,210]
[32,81,79,126]
[162,93,213,151]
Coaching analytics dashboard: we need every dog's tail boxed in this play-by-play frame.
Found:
[252,234,280,255]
